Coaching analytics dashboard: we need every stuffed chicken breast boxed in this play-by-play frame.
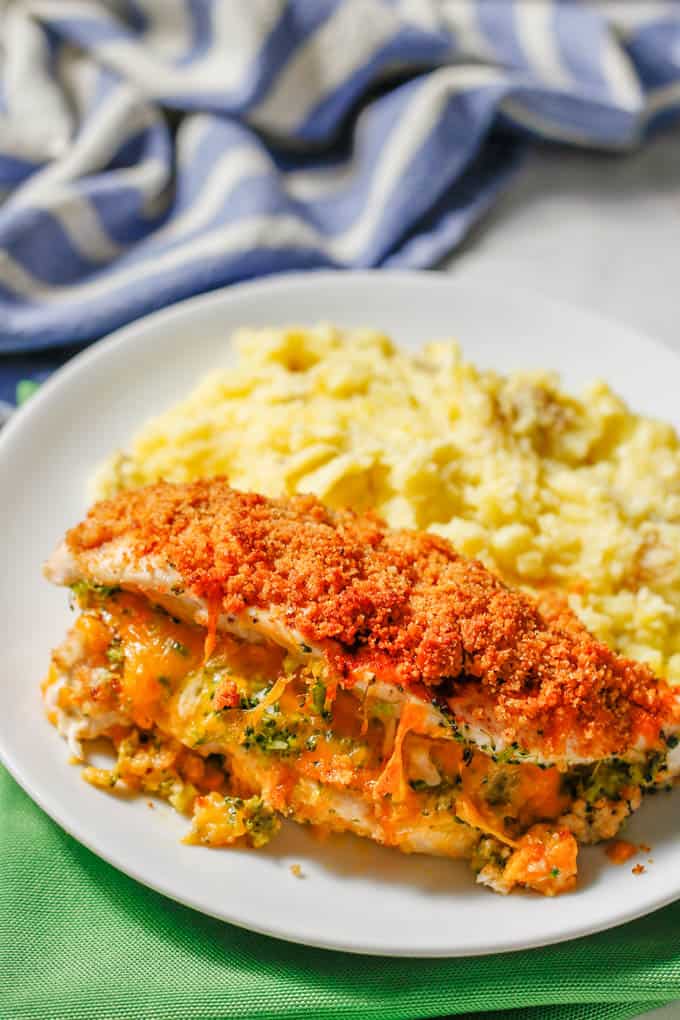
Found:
[43,480,680,895]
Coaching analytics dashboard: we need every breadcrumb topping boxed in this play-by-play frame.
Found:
[67,480,677,756]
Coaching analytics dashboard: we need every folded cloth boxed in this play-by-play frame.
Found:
[1,0,680,361]
[2,764,680,1020]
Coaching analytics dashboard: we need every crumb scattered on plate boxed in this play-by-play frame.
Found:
[606,840,638,865]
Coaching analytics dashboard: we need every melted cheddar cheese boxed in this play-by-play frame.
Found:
[46,586,667,896]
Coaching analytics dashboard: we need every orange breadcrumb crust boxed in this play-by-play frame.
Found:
[67,479,677,757]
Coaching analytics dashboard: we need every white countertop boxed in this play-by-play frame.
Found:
[443,127,680,355]
[442,124,680,1020]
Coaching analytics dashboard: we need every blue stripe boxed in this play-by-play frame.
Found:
[0,208,102,285]
[108,120,170,174]
[0,155,39,187]
[385,131,525,268]
[175,0,215,67]
[44,15,138,47]
[122,1,148,34]
[281,0,340,36]
[42,20,65,72]
[625,18,680,92]
[552,3,610,100]
[353,82,509,265]
[83,125,173,247]
[645,104,680,138]
[477,0,525,70]
[284,76,421,233]
[84,183,165,249]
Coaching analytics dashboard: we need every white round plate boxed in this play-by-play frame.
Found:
[1,271,680,957]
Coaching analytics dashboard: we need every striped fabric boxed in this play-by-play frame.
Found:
[1,1,680,397]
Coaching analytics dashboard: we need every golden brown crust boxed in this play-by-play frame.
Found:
[67,479,676,755]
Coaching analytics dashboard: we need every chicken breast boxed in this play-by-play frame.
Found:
[42,480,680,896]
[46,479,680,767]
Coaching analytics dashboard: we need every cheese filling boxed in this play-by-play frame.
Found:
[42,585,674,896]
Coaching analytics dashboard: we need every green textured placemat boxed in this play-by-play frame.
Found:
[1,765,677,1020]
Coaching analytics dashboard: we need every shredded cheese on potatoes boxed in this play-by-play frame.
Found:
[93,325,680,683]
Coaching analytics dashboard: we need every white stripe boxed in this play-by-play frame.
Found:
[3,4,73,160]
[514,0,572,90]
[438,0,497,62]
[55,41,102,122]
[285,160,357,202]
[599,32,643,113]
[134,0,194,61]
[26,0,119,19]
[173,114,217,169]
[0,113,45,161]
[391,0,440,33]
[249,0,400,134]
[211,0,287,71]
[325,65,507,261]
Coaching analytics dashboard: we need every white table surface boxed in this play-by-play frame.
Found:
[441,123,680,1020]
[443,127,680,355]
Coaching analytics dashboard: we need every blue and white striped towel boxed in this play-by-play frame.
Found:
[1,0,680,408]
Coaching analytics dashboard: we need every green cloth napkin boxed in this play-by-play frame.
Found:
[2,765,678,1020]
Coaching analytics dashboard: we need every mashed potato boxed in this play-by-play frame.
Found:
[93,325,680,683]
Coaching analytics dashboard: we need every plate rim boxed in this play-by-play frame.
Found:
[2,268,680,957]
